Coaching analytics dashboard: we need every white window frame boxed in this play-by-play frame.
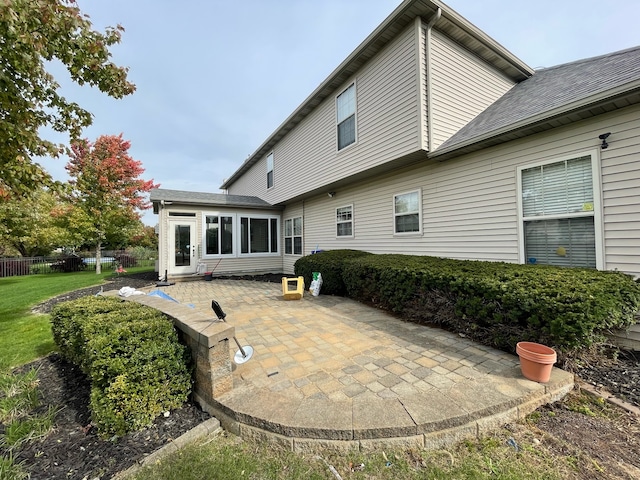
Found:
[239,214,280,257]
[202,212,280,258]
[393,189,422,235]
[284,216,303,255]
[336,82,357,151]
[266,152,274,189]
[516,149,604,269]
[203,213,235,257]
[336,204,354,238]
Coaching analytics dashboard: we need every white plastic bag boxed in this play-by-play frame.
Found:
[309,272,323,296]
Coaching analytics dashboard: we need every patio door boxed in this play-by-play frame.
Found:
[169,219,197,275]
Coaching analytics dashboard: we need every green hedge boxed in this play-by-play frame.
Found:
[50,296,191,436]
[340,254,640,351]
[294,249,373,295]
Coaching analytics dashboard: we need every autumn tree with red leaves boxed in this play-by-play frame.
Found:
[66,134,158,273]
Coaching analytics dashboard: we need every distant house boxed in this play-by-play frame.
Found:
[151,0,640,281]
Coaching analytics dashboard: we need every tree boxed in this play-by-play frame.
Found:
[130,225,159,250]
[0,187,72,256]
[0,0,135,199]
[66,134,158,273]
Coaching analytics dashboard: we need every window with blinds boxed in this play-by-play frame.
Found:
[336,83,356,150]
[520,155,597,268]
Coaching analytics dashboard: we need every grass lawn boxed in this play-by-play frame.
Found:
[0,267,153,369]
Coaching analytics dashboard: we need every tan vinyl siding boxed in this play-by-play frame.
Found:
[599,107,640,275]
[430,30,515,150]
[228,24,421,204]
[295,104,640,278]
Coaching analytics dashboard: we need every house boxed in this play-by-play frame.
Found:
[150,0,640,281]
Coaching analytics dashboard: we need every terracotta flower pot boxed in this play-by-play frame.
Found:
[516,342,557,383]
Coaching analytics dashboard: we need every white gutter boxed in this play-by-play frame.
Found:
[425,7,441,151]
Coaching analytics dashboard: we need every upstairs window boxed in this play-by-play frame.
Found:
[336,205,353,237]
[336,83,356,150]
[284,217,303,255]
[394,190,421,234]
[266,153,274,189]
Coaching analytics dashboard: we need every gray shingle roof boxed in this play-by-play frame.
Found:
[435,45,640,154]
[149,188,277,209]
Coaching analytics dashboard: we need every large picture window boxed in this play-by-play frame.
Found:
[336,83,356,150]
[284,217,303,255]
[394,190,421,234]
[240,216,279,254]
[519,153,600,268]
[205,215,233,255]
[336,205,353,237]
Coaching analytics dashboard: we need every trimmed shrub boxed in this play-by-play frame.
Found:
[294,249,372,296]
[50,297,191,437]
[343,254,640,351]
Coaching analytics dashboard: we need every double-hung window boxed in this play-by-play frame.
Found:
[336,205,353,237]
[518,152,601,268]
[394,190,421,234]
[336,83,356,150]
[205,215,233,255]
[284,217,303,255]
[266,153,274,189]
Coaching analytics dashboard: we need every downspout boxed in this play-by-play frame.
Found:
[425,7,441,152]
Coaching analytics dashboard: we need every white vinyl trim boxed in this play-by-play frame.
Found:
[336,204,354,238]
[393,188,423,236]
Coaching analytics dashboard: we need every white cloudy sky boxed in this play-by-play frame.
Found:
[38,0,640,225]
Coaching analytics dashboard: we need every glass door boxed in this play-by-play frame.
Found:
[169,220,197,275]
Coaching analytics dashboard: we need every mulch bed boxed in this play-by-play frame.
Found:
[4,271,640,479]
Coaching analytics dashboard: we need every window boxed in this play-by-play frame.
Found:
[205,215,233,255]
[519,153,600,268]
[240,216,279,254]
[266,153,274,189]
[285,217,303,255]
[336,205,353,237]
[394,190,421,234]
[336,83,356,150]
[203,213,279,257]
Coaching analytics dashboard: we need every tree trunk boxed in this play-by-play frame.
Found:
[95,243,102,274]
